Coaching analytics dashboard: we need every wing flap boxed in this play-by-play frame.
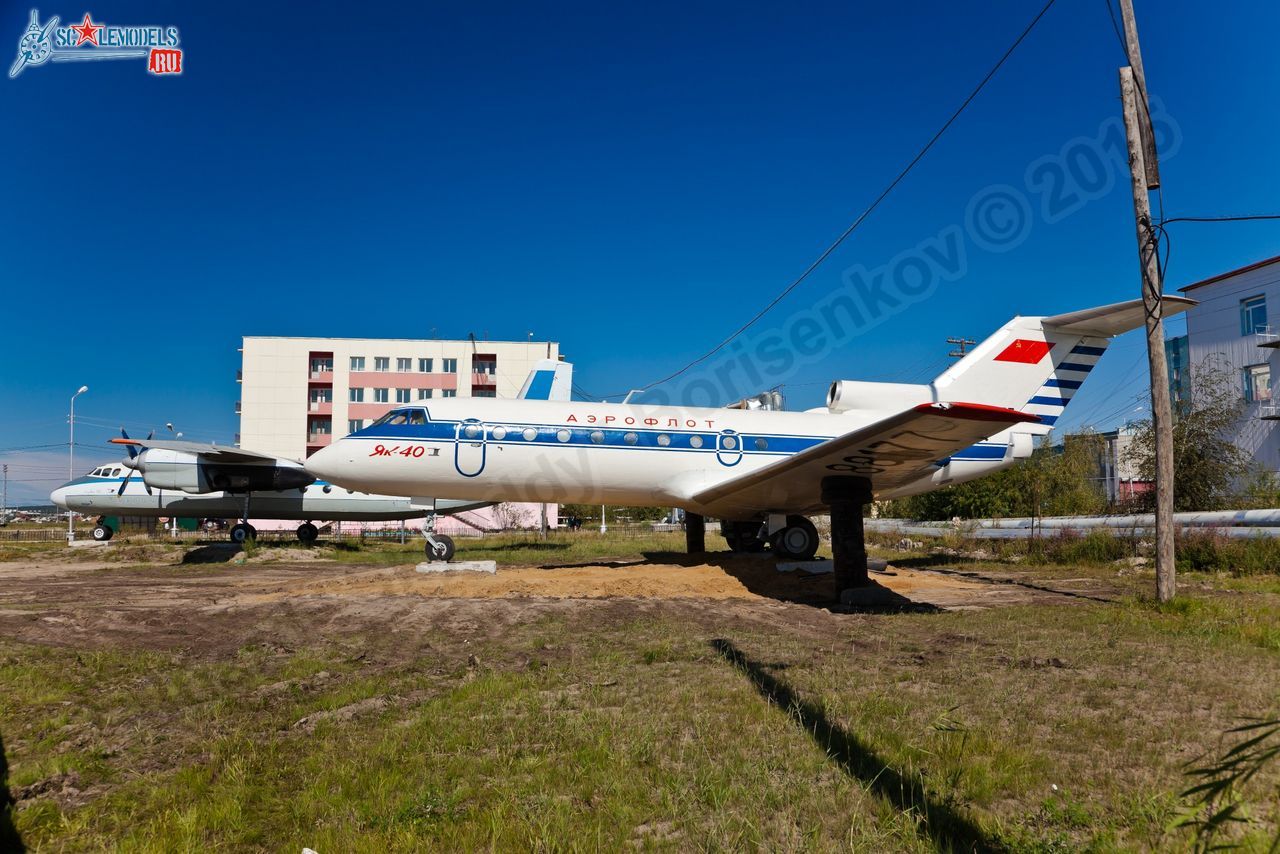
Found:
[691,402,1038,517]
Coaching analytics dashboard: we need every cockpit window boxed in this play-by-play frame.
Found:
[370,408,426,427]
[111,467,121,477]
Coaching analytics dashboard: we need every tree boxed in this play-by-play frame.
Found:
[1125,356,1252,512]
[881,430,1107,520]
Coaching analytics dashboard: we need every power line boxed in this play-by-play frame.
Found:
[1161,214,1280,225]
[591,0,1060,400]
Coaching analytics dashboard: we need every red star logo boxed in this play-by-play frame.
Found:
[71,13,104,47]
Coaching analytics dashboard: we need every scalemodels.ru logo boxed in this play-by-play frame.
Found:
[9,9,182,78]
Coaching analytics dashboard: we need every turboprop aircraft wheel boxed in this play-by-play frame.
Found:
[296,522,319,544]
[91,524,113,542]
[427,534,455,562]
[229,523,253,544]
[771,515,819,561]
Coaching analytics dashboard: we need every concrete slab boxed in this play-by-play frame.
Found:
[776,558,887,574]
[68,540,109,549]
[415,560,497,574]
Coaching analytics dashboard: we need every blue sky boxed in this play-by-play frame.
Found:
[2,0,1278,502]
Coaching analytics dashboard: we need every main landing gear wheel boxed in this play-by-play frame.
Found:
[91,524,114,542]
[723,520,766,553]
[296,522,319,544]
[229,523,256,544]
[426,534,455,562]
[771,515,820,561]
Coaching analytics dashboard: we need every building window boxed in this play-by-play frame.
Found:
[418,388,433,400]
[474,389,496,398]
[350,356,365,371]
[397,357,412,372]
[442,358,457,373]
[310,419,331,435]
[1244,364,1272,403]
[474,359,497,376]
[442,389,457,398]
[374,388,389,403]
[309,357,332,375]
[310,388,332,403]
[349,387,364,403]
[1241,295,1268,336]
[347,419,364,434]
[375,357,390,372]
[396,388,411,403]
[418,358,433,372]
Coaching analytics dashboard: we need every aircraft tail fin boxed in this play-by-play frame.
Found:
[931,296,1194,434]
[517,359,573,401]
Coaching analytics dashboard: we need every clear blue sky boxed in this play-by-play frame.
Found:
[2,0,1278,502]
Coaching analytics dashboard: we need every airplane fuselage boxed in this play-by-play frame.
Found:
[305,398,1018,518]
[52,468,486,521]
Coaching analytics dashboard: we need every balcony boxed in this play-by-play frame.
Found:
[307,433,333,447]
[471,372,497,387]
[308,400,333,415]
[308,371,334,382]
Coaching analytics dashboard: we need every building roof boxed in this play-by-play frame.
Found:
[1177,253,1280,293]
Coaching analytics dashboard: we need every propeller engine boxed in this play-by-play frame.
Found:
[117,429,154,496]
[116,429,313,494]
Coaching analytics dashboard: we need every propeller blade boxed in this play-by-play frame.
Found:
[117,470,132,496]
[120,428,138,460]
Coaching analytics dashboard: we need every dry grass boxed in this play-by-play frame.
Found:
[1,540,1279,850]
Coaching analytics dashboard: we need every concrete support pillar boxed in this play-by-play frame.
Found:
[822,476,873,596]
[685,512,706,554]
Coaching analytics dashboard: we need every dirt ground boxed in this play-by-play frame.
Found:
[0,548,1117,658]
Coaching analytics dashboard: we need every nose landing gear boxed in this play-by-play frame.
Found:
[422,511,456,562]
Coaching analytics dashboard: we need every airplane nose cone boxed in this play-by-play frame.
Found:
[50,483,71,509]
[304,442,347,484]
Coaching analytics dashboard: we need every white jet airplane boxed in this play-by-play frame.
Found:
[305,298,1193,589]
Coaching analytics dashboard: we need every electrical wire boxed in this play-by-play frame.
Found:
[1161,214,1280,226]
[588,0,1060,400]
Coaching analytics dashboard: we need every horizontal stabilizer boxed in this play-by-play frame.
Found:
[1042,295,1196,336]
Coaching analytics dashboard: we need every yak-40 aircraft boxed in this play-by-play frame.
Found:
[53,360,573,558]
[305,298,1193,592]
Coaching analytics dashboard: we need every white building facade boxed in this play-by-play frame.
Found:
[237,336,562,532]
[238,337,559,460]
[1180,253,1280,473]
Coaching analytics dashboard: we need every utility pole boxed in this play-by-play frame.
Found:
[946,337,976,359]
[2,464,7,516]
[1117,0,1175,602]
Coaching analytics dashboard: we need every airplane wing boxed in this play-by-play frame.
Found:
[110,438,293,463]
[691,402,1039,517]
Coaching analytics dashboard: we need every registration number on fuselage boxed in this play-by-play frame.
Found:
[368,444,440,458]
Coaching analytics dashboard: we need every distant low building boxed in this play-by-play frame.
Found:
[1097,427,1152,505]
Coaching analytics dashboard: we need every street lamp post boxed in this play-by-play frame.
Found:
[68,385,88,543]
[166,423,182,537]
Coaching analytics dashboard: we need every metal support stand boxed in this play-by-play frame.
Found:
[685,512,705,554]
[822,476,873,597]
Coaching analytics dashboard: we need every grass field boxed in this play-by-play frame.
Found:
[2,532,1279,850]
